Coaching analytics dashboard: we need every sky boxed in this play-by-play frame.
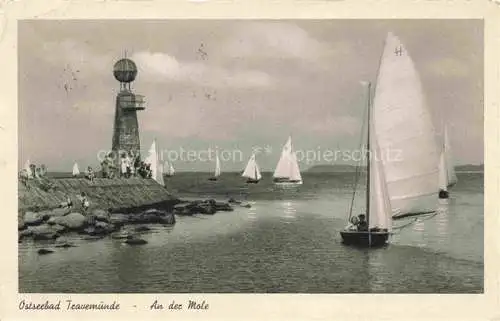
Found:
[18,19,483,172]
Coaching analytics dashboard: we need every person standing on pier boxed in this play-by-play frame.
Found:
[79,192,90,214]
[120,154,128,178]
[134,155,141,177]
[85,166,95,183]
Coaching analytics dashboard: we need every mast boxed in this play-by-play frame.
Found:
[366,82,372,227]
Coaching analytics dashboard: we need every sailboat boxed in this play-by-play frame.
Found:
[208,153,221,181]
[72,162,80,177]
[144,139,165,186]
[443,125,458,187]
[24,159,33,178]
[341,82,392,247]
[438,125,457,198]
[165,161,175,177]
[273,136,302,185]
[242,153,262,184]
[372,32,440,218]
[438,151,449,199]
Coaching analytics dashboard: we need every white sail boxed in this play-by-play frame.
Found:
[273,136,302,182]
[242,154,262,180]
[438,151,448,191]
[214,154,221,177]
[273,137,292,178]
[373,32,439,216]
[444,125,458,186]
[157,159,165,186]
[72,162,80,176]
[145,139,164,186]
[289,152,302,181]
[369,126,393,231]
[255,163,262,180]
[24,159,33,178]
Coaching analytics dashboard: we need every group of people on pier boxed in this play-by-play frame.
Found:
[19,163,56,191]
[21,151,155,187]
[98,152,153,180]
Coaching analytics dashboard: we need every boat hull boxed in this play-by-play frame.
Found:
[340,230,389,247]
[208,177,218,181]
[273,177,302,185]
[246,179,260,184]
[438,189,449,199]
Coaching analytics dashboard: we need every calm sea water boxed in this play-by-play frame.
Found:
[18,172,483,293]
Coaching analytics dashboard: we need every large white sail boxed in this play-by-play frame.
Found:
[273,136,302,182]
[72,162,80,176]
[438,151,448,191]
[242,154,262,180]
[444,125,458,186]
[214,154,221,177]
[145,139,165,186]
[373,32,439,216]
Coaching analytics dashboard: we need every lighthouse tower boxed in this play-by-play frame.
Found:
[111,57,145,170]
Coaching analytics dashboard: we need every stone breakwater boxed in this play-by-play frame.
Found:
[19,198,247,250]
[18,177,251,250]
[18,177,178,213]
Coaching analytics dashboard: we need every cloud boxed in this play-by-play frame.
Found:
[224,22,349,61]
[426,57,469,78]
[132,51,273,89]
[301,116,361,136]
[40,39,113,76]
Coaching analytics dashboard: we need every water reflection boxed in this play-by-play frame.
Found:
[366,248,387,292]
[245,202,258,222]
[412,219,427,247]
[436,202,450,236]
[280,201,297,223]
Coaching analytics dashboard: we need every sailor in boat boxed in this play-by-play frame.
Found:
[356,214,369,231]
[345,214,369,232]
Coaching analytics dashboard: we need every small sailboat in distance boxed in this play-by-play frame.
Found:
[444,125,458,187]
[24,159,33,178]
[72,162,80,177]
[273,136,302,185]
[438,151,449,199]
[145,139,165,186]
[341,81,392,247]
[165,161,175,177]
[242,153,262,184]
[208,153,221,181]
[438,124,456,199]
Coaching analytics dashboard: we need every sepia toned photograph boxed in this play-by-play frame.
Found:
[17,19,483,294]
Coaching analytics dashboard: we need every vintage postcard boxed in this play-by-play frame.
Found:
[1,0,499,320]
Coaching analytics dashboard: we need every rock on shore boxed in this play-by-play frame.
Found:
[19,207,176,243]
[50,213,87,230]
[173,199,233,216]
[37,248,54,255]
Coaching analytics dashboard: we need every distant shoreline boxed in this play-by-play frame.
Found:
[305,164,484,174]
[44,169,484,177]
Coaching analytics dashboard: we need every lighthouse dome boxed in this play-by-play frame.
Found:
[113,58,137,83]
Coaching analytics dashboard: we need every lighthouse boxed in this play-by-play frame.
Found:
[111,56,145,171]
